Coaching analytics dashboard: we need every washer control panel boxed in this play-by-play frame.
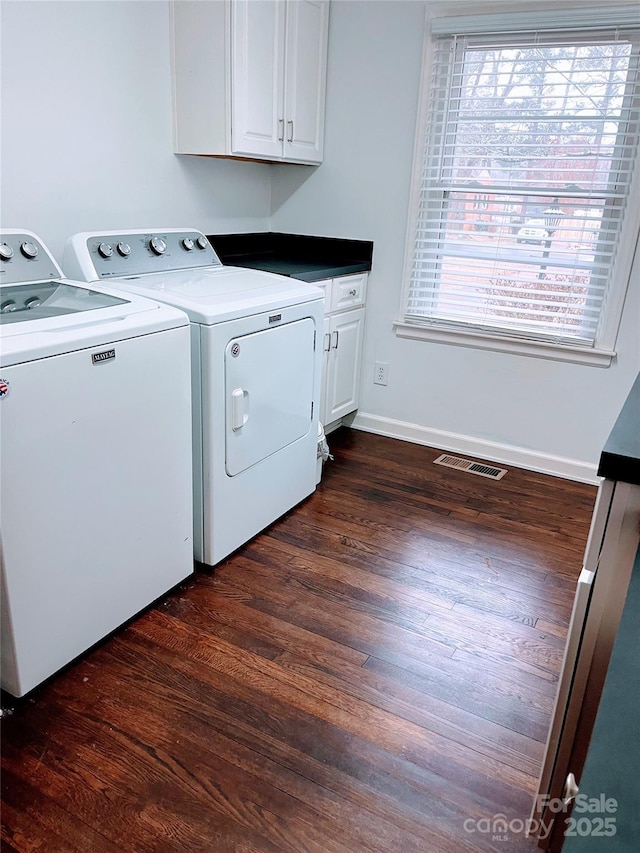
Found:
[0,231,62,285]
[79,230,222,279]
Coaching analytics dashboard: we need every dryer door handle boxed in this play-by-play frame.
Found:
[231,388,249,431]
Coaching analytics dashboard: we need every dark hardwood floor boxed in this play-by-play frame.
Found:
[1,428,597,852]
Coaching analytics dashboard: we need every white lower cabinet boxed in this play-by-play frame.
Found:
[324,307,365,424]
[317,273,367,429]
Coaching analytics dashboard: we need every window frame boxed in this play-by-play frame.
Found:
[396,5,640,367]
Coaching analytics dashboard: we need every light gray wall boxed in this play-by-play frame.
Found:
[2,0,637,474]
[271,0,640,474]
[0,0,272,263]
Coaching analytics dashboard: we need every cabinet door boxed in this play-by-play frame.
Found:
[171,0,229,155]
[231,0,285,159]
[319,314,331,426]
[325,307,364,424]
[283,0,329,164]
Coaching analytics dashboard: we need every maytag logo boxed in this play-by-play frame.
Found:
[269,313,282,324]
[92,348,116,364]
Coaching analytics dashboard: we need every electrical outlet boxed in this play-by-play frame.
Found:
[374,361,389,386]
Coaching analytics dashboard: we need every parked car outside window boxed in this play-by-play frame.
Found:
[516,220,549,245]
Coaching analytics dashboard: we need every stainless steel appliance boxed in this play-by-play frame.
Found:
[532,375,640,850]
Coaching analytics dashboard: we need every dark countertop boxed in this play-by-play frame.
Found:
[598,373,640,485]
[206,232,373,283]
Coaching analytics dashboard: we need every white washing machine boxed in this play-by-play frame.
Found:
[0,230,194,698]
[64,228,324,567]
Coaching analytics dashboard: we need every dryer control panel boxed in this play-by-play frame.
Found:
[64,229,223,281]
[0,230,62,285]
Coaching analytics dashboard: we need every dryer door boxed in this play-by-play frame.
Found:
[225,318,315,476]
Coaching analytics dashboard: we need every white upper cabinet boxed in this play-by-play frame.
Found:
[282,0,328,162]
[171,0,329,165]
[230,0,285,159]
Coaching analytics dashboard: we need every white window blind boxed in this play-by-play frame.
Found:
[405,24,640,350]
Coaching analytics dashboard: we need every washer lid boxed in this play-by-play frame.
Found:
[0,278,189,366]
[100,266,324,324]
[0,281,128,325]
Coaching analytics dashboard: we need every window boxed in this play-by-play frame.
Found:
[398,8,640,365]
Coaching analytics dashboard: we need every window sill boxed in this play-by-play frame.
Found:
[393,321,615,367]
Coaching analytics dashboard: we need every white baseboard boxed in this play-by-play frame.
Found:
[349,411,600,485]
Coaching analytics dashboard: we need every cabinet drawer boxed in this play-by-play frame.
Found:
[329,274,367,312]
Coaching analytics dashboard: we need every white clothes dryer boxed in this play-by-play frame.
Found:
[0,230,194,697]
[64,228,324,567]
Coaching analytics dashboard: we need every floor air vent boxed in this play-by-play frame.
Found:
[433,454,507,480]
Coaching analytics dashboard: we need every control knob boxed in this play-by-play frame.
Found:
[181,238,194,251]
[149,236,167,255]
[1,300,18,313]
[98,242,113,259]
[196,236,208,250]
[25,296,42,309]
[117,242,131,257]
[20,241,38,259]
[0,243,14,261]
